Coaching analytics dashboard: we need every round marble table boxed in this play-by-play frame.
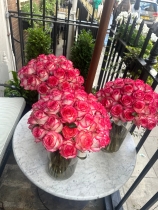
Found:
[12,111,136,201]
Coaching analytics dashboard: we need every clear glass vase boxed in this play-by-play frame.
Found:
[102,121,129,153]
[48,151,78,180]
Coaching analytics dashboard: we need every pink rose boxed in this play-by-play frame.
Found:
[47,76,59,88]
[32,110,48,125]
[88,93,97,101]
[71,83,85,91]
[43,131,63,152]
[110,104,123,118]
[49,90,63,101]
[37,54,49,63]
[47,54,56,61]
[35,61,45,72]
[53,68,66,83]
[135,116,148,128]
[76,76,84,85]
[59,140,77,159]
[75,89,88,101]
[45,61,55,74]
[113,78,124,88]
[60,105,77,123]
[32,100,46,111]
[44,100,61,115]
[148,105,156,115]
[100,98,113,111]
[133,79,145,91]
[20,78,31,90]
[18,67,27,79]
[62,126,78,139]
[75,131,93,151]
[59,81,71,90]
[88,101,100,115]
[73,68,80,76]
[90,132,110,151]
[43,115,63,132]
[37,83,49,95]
[27,76,41,90]
[75,100,90,118]
[94,116,112,131]
[103,87,113,97]
[77,113,94,130]
[121,95,133,107]
[147,118,157,130]
[124,78,135,85]
[27,115,38,125]
[122,109,135,121]
[133,101,145,113]
[104,81,114,88]
[32,126,47,142]
[111,89,121,101]
[133,90,145,100]
[144,93,153,104]
[61,93,75,107]
[122,84,133,95]
[66,69,76,82]
[145,84,153,93]
[40,95,51,102]
[24,65,36,75]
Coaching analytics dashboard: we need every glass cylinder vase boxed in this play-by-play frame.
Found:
[102,121,128,153]
[48,150,78,180]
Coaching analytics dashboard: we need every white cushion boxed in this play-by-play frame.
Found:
[0,97,26,164]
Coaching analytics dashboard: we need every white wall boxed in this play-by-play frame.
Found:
[0,0,16,83]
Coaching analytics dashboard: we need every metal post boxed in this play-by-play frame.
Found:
[85,0,114,93]
[140,192,158,210]
[146,39,158,66]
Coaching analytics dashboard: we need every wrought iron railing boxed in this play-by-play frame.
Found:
[97,12,158,210]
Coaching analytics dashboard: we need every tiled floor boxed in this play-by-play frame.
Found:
[0,151,105,210]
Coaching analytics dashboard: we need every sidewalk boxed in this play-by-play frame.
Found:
[120,127,158,210]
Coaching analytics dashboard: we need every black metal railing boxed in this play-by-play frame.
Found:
[8,0,99,70]
[96,11,158,210]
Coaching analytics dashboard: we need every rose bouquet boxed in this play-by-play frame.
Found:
[28,88,111,159]
[28,86,111,179]
[96,78,158,130]
[18,54,85,96]
[18,54,112,179]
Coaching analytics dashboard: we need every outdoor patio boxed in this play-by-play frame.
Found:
[0,42,158,210]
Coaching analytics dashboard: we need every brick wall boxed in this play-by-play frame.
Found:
[7,0,22,70]
[7,0,40,70]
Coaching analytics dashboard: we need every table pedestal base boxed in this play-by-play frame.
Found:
[37,188,105,210]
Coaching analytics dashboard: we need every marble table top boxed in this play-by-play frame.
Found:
[12,111,136,201]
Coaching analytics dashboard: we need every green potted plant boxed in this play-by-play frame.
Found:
[25,27,52,63]
[4,71,38,110]
[70,29,95,81]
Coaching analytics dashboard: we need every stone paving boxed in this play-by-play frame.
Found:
[0,151,105,210]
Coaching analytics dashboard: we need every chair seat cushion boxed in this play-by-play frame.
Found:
[0,97,26,164]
